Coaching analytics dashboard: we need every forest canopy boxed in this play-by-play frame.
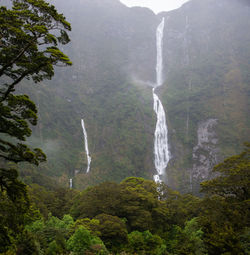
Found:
[1,145,249,254]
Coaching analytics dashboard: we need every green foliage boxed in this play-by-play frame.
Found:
[25,218,44,233]
[0,0,71,100]
[164,225,183,253]
[20,168,58,190]
[127,230,166,255]
[239,227,250,255]
[94,213,128,251]
[164,218,206,255]
[0,94,46,190]
[46,240,62,255]
[66,226,108,255]
[67,150,249,254]
[0,190,30,252]
[0,168,27,202]
[201,143,250,200]
[8,138,250,255]
[198,196,246,255]
[158,184,201,229]
[26,213,74,253]
[0,175,41,253]
[0,2,72,251]
[3,158,249,255]
[46,213,74,230]
[198,144,250,254]
[119,177,164,232]
[26,213,74,233]
[71,178,169,234]
[182,218,206,254]
[27,183,78,218]
[70,181,121,219]
[73,218,101,237]
[15,230,40,255]
[0,0,71,206]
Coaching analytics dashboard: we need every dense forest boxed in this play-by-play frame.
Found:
[0,0,249,254]
[1,144,250,254]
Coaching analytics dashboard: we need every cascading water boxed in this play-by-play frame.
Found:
[81,119,91,173]
[69,178,73,189]
[153,17,170,183]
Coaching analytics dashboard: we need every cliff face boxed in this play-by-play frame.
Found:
[191,119,219,192]
[160,0,250,192]
[21,0,158,186]
[17,0,250,192]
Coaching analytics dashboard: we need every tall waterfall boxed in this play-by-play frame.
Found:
[153,17,170,183]
[81,119,91,173]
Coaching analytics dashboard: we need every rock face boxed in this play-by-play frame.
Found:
[191,119,219,193]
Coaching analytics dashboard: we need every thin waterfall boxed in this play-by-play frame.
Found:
[156,18,165,86]
[81,118,91,173]
[153,17,170,183]
[69,178,73,189]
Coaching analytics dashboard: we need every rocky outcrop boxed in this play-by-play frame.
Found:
[191,119,219,192]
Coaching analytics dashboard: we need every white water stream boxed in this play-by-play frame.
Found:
[81,119,91,173]
[153,18,170,183]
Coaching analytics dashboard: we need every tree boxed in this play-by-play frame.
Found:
[164,218,206,255]
[199,143,250,254]
[26,213,74,253]
[180,218,206,255]
[0,0,71,197]
[0,0,72,100]
[200,143,250,201]
[0,95,46,167]
[0,0,71,251]
[126,230,166,255]
[118,177,165,232]
[94,213,128,252]
[71,178,169,234]
[66,226,108,255]
[71,182,122,219]
[0,190,29,253]
[16,230,40,255]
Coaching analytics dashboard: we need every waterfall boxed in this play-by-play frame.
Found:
[69,178,73,189]
[153,17,170,183]
[81,119,91,173]
[156,18,165,86]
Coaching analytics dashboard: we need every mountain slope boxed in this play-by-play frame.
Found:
[15,0,250,192]
[160,0,250,192]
